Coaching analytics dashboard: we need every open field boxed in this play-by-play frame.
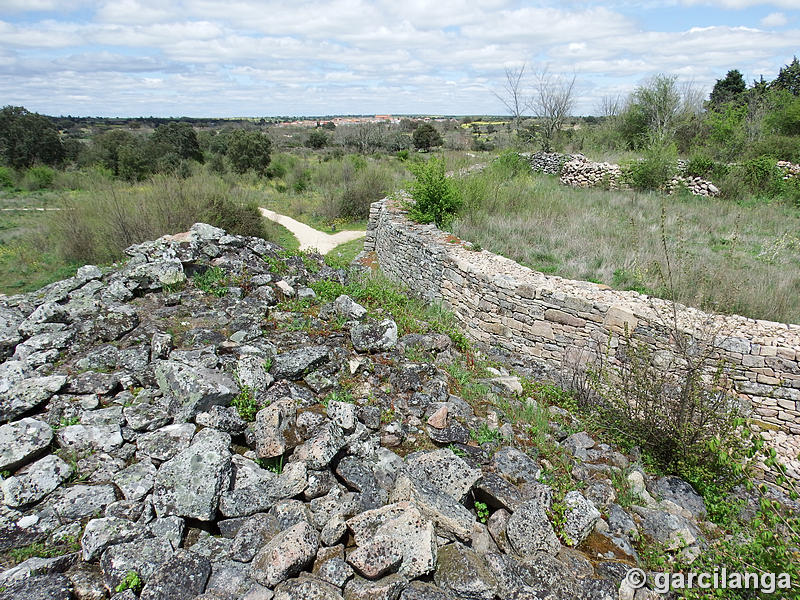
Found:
[451,164,800,323]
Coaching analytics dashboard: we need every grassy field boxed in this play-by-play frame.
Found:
[451,163,800,323]
[0,174,301,295]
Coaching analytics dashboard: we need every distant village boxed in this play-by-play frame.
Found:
[275,115,454,127]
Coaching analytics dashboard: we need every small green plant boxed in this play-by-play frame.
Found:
[162,279,186,294]
[115,570,143,594]
[258,455,284,474]
[322,389,355,408]
[192,266,229,296]
[232,385,258,421]
[447,444,467,458]
[548,500,574,546]
[405,156,462,227]
[470,423,504,445]
[474,500,490,523]
[51,416,80,431]
[9,536,81,564]
[263,254,288,274]
[380,407,396,424]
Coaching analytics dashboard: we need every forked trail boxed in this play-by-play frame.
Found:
[259,208,364,255]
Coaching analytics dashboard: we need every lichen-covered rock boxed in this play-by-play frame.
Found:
[81,517,144,561]
[389,474,474,542]
[139,550,212,600]
[433,543,498,600]
[271,347,330,380]
[491,446,541,487]
[250,521,319,588]
[650,476,707,520]
[136,423,195,462]
[154,360,238,420]
[274,576,345,600]
[112,460,157,501]
[562,491,601,546]
[343,573,407,600]
[293,422,346,470]
[347,536,402,579]
[0,573,73,600]
[152,428,232,521]
[254,398,298,459]
[0,377,66,424]
[100,537,174,592]
[405,448,481,502]
[333,295,367,321]
[351,320,398,353]
[506,499,561,558]
[56,424,123,454]
[1,454,72,507]
[0,418,53,472]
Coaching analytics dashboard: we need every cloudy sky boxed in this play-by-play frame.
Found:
[1,0,798,117]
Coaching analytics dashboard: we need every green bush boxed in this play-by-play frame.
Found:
[685,154,715,178]
[406,156,462,227]
[0,166,15,189]
[622,142,677,191]
[21,166,55,190]
[492,150,529,178]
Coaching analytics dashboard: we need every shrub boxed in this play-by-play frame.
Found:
[0,166,15,189]
[574,327,744,481]
[492,150,529,178]
[622,141,677,191]
[21,165,55,190]
[406,156,462,227]
[685,153,715,178]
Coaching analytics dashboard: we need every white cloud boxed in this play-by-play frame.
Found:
[1,1,799,116]
[760,12,788,27]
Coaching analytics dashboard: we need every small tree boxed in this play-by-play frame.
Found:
[150,122,203,163]
[773,56,800,96]
[530,68,576,151]
[0,105,65,169]
[305,129,328,149]
[709,69,746,108]
[226,130,272,175]
[412,123,443,151]
[406,156,461,227]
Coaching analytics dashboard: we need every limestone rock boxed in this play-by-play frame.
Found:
[271,347,330,380]
[406,448,481,502]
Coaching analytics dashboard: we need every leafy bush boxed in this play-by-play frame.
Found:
[685,154,715,178]
[493,150,529,178]
[21,165,55,190]
[622,142,677,191]
[0,166,15,189]
[406,156,462,227]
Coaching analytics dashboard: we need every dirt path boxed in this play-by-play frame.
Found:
[260,208,365,255]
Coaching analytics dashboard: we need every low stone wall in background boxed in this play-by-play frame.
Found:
[520,151,721,197]
[365,199,800,480]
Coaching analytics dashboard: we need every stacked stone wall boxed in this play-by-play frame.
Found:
[365,199,800,479]
[521,151,719,197]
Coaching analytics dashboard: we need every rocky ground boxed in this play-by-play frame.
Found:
[0,223,730,600]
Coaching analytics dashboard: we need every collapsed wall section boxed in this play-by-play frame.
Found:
[365,199,800,479]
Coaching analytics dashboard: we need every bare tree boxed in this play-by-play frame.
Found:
[598,94,623,118]
[493,64,528,135]
[530,67,576,151]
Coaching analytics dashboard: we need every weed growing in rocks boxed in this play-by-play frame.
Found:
[231,385,258,421]
[115,571,143,594]
[192,266,229,296]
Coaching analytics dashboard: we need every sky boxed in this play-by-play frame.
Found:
[0,0,798,117]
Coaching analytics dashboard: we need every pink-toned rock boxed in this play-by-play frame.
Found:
[250,521,319,587]
[347,536,402,579]
[427,406,448,429]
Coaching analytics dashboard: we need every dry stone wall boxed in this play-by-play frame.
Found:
[521,151,720,197]
[365,199,800,479]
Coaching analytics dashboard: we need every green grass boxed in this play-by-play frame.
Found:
[263,219,300,252]
[451,164,800,323]
[325,237,365,269]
